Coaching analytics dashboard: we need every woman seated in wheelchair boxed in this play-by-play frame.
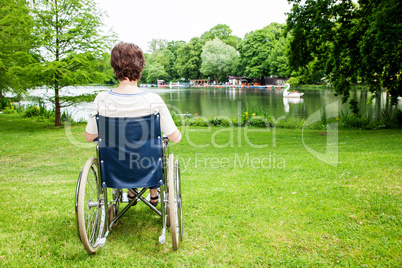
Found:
[84,41,181,206]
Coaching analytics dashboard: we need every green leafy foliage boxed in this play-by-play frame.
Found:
[145,63,169,84]
[200,38,239,81]
[349,98,360,116]
[286,76,301,86]
[175,37,204,80]
[164,40,186,80]
[0,0,38,97]
[247,116,270,128]
[286,0,402,104]
[147,38,169,53]
[200,24,241,48]
[0,97,11,110]
[23,106,41,118]
[31,0,116,125]
[237,23,289,79]
[142,40,185,83]
[189,116,210,127]
[209,116,233,127]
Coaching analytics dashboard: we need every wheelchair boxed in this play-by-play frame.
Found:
[75,112,183,254]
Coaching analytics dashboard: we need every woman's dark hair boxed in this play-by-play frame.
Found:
[110,42,145,81]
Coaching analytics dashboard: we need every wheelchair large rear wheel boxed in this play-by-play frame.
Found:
[168,154,183,250]
[76,157,106,254]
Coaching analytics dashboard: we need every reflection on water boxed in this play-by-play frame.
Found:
[13,86,402,122]
[283,97,304,113]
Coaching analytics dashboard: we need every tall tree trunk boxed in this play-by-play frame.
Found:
[376,92,381,122]
[385,91,390,111]
[55,84,61,126]
[54,0,61,126]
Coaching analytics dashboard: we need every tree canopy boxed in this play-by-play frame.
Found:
[286,0,402,104]
[237,23,289,79]
[200,38,239,81]
[200,24,241,48]
[147,38,169,53]
[141,40,185,83]
[0,0,38,97]
[175,37,205,80]
[31,0,115,125]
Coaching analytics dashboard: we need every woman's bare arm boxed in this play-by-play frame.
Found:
[167,129,181,143]
[85,132,98,143]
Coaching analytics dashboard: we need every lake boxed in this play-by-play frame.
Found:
[21,86,401,122]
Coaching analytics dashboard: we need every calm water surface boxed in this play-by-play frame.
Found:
[23,86,400,122]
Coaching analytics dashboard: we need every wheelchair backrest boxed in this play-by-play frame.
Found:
[96,113,163,189]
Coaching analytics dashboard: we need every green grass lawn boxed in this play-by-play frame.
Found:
[0,114,401,267]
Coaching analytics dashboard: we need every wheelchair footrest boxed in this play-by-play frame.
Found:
[159,228,166,244]
[99,237,106,248]
[159,234,165,245]
[121,192,129,203]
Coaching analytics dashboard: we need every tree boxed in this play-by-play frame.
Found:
[176,37,205,79]
[268,37,290,78]
[200,38,239,82]
[143,40,185,82]
[147,38,168,53]
[201,24,241,48]
[146,63,168,83]
[237,23,288,79]
[164,40,185,80]
[31,0,115,126]
[286,0,402,105]
[0,0,38,98]
[142,49,170,83]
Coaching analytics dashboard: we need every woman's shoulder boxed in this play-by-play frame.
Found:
[95,90,110,98]
[143,91,164,102]
[91,91,107,103]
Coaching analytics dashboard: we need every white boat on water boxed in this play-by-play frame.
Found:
[283,83,304,98]
[169,82,188,88]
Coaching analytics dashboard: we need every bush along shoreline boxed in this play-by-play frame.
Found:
[171,108,402,130]
[0,98,73,124]
[291,84,370,92]
[1,96,401,129]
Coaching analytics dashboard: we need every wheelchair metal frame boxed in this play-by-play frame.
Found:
[75,135,182,254]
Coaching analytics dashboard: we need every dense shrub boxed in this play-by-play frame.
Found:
[247,116,270,128]
[24,106,41,117]
[2,107,17,114]
[168,107,401,130]
[287,76,301,86]
[338,108,402,129]
[209,116,233,127]
[394,109,402,127]
[0,97,11,110]
[276,117,306,129]
[170,110,182,126]
[189,116,210,127]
